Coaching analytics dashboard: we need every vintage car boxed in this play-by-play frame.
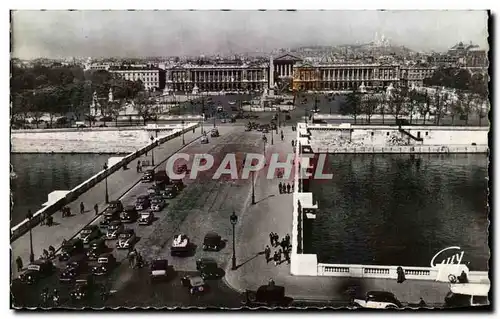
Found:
[79,225,102,245]
[138,211,155,225]
[181,275,207,295]
[105,220,124,240]
[201,135,209,144]
[116,229,137,249]
[150,197,166,212]
[202,232,223,251]
[135,195,150,211]
[196,258,223,279]
[170,234,191,256]
[171,179,184,191]
[163,185,178,199]
[69,275,94,301]
[153,170,170,184]
[141,169,155,182]
[19,259,54,284]
[104,200,123,217]
[210,128,220,137]
[150,259,169,281]
[444,283,490,308]
[120,205,139,223]
[91,253,117,276]
[59,238,85,261]
[217,105,223,112]
[352,291,403,309]
[176,164,189,174]
[147,182,165,195]
[221,118,227,123]
[86,238,108,260]
[242,284,293,307]
[60,256,87,283]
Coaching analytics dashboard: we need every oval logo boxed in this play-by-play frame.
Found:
[430,246,465,268]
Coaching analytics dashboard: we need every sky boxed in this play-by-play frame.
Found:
[11,10,489,59]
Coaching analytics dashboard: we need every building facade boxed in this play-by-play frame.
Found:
[400,66,436,88]
[165,63,268,93]
[109,66,166,91]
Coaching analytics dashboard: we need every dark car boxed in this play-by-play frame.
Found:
[59,238,85,261]
[135,195,150,211]
[154,170,170,184]
[60,256,87,283]
[150,259,169,281]
[181,275,207,295]
[210,129,220,137]
[142,169,155,182]
[19,259,54,285]
[121,205,138,223]
[243,284,293,307]
[203,232,223,251]
[105,220,124,240]
[104,200,123,217]
[79,225,102,245]
[69,275,94,301]
[164,185,178,199]
[171,179,184,191]
[353,291,403,309]
[86,238,108,260]
[116,229,137,249]
[196,258,223,279]
[91,253,117,276]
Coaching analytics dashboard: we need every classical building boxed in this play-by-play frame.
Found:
[109,66,166,91]
[399,66,436,88]
[272,54,303,79]
[165,62,268,93]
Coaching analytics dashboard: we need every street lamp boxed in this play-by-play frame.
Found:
[27,210,34,263]
[150,136,155,166]
[251,171,256,205]
[181,120,185,145]
[230,211,238,270]
[103,162,109,203]
[271,127,274,145]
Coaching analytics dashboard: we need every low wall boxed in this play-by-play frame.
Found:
[10,123,199,242]
[312,145,489,154]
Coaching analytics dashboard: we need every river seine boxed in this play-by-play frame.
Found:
[306,153,489,271]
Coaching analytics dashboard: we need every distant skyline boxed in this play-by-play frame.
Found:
[12,10,489,59]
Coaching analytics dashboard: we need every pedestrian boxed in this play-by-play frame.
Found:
[397,266,406,283]
[269,233,274,246]
[281,130,284,141]
[273,251,279,266]
[136,160,140,173]
[286,183,291,194]
[280,238,287,250]
[42,249,49,259]
[192,128,195,133]
[48,245,55,258]
[283,249,290,264]
[273,233,279,247]
[292,183,295,193]
[80,202,85,214]
[47,215,53,227]
[264,245,271,263]
[285,234,291,247]
[94,203,99,215]
[278,182,283,194]
[16,256,23,272]
[291,140,294,148]
[277,249,282,264]
[40,212,46,225]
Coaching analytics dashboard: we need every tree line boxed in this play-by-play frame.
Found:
[11,63,144,128]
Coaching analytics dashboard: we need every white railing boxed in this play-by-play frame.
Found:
[312,145,488,154]
[317,263,438,280]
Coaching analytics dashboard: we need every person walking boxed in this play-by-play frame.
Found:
[285,234,291,247]
[40,212,46,225]
[277,249,282,265]
[137,160,141,173]
[283,249,290,264]
[269,233,274,247]
[397,266,406,283]
[281,130,284,141]
[274,233,279,247]
[280,238,287,251]
[264,245,271,263]
[286,183,291,194]
[80,202,85,214]
[94,203,99,215]
[16,256,23,272]
[273,251,279,266]
[278,182,283,194]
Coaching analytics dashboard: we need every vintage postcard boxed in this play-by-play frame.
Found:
[10,10,490,309]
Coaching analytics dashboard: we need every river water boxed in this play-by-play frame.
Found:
[306,153,489,271]
[10,153,119,226]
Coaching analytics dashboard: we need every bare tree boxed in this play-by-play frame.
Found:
[417,91,432,125]
[361,94,378,124]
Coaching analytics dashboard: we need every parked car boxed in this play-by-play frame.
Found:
[142,169,155,183]
[135,195,150,211]
[69,275,94,301]
[181,275,207,295]
[104,200,123,217]
[60,256,87,283]
[171,234,191,256]
[201,135,209,144]
[242,284,293,307]
[79,225,102,245]
[105,220,124,240]
[91,253,117,276]
[171,179,184,191]
[19,259,54,284]
[445,283,490,308]
[116,229,137,249]
[150,197,166,212]
[210,128,220,137]
[221,118,227,123]
[196,258,223,279]
[121,205,139,223]
[352,291,403,309]
[59,238,84,261]
[203,232,223,251]
[138,211,155,226]
[86,238,108,260]
[163,185,178,199]
[150,259,169,281]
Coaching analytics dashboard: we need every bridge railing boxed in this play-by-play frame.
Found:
[10,122,200,242]
[317,263,438,280]
[312,145,488,154]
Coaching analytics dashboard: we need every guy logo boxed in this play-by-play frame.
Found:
[430,246,465,268]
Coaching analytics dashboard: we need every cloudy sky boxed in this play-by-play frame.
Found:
[12,10,489,59]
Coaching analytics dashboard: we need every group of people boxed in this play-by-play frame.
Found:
[127,248,144,269]
[278,182,294,194]
[265,233,292,266]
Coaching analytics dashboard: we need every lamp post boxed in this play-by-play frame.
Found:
[27,210,34,263]
[271,127,274,145]
[213,114,216,128]
[150,136,155,166]
[103,162,109,203]
[251,171,256,205]
[230,211,238,270]
[305,108,308,124]
[181,120,185,145]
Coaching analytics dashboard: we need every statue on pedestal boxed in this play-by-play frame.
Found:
[386,83,394,99]
[359,82,366,93]
[108,88,114,102]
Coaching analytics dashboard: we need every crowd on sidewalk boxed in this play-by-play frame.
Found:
[264,233,292,266]
[278,182,294,194]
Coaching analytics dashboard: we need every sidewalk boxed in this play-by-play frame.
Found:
[224,127,451,306]
[10,128,201,279]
